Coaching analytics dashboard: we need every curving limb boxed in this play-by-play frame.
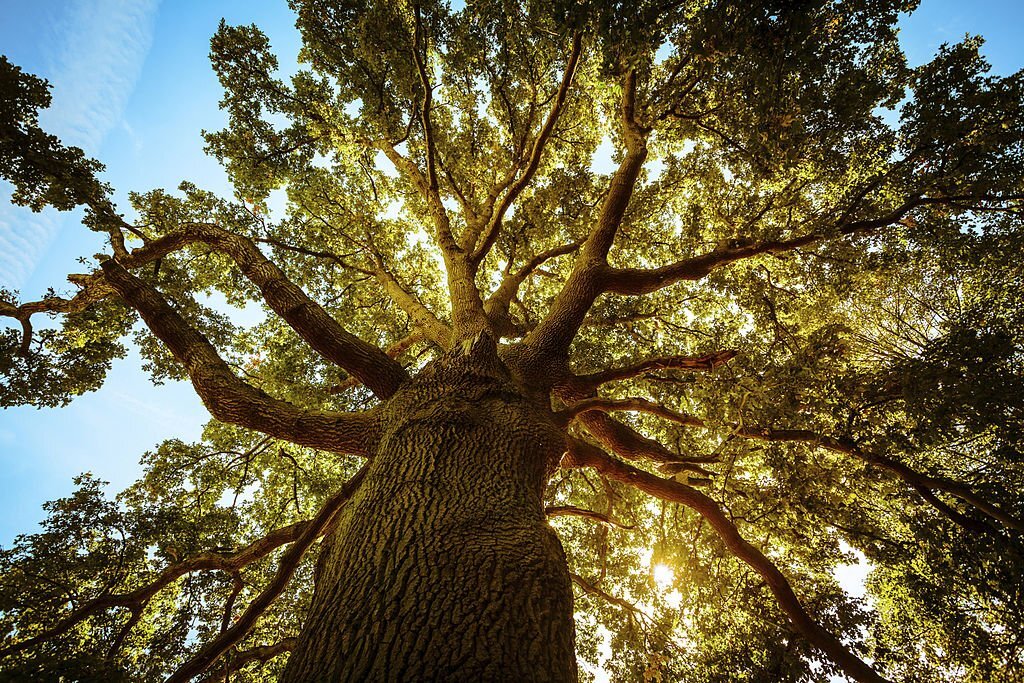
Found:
[165,464,368,683]
[328,331,429,395]
[557,388,719,471]
[468,32,584,267]
[526,187,1020,365]
[733,427,1024,534]
[182,223,408,399]
[546,505,635,530]
[484,240,582,334]
[1,223,410,399]
[559,396,704,427]
[600,196,988,297]
[526,70,650,359]
[368,252,453,348]
[100,260,378,455]
[576,350,737,388]
[0,236,182,350]
[0,519,312,661]
[564,438,890,683]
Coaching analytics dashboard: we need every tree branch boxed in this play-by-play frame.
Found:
[546,505,634,529]
[735,427,1024,534]
[0,230,198,340]
[411,4,442,218]
[213,637,297,680]
[2,224,409,399]
[328,330,428,394]
[576,349,737,387]
[525,70,649,358]
[166,463,369,683]
[558,396,704,428]
[603,199,926,296]
[186,223,408,398]
[468,32,583,266]
[483,240,582,335]
[574,408,716,474]
[0,518,313,660]
[100,261,378,455]
[564,440,890,683]
[369,253,452,347]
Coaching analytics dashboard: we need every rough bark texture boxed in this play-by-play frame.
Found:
[281,339,577,682]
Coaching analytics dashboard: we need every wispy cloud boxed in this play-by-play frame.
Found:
[0,0,160,291]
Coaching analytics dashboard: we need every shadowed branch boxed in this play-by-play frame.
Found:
[576,350,737,387]
[0,519,312,661]
[100,260,378,455]
[165,464,368,683]
[564,438,890,683]
[469,32,583,266]
[546,505,635,529]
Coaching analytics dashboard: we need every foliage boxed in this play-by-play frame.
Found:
[1,0,1023,680]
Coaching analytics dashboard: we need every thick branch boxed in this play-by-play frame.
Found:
[525,70,649,358]
[166,464,368,683]
[0,230,197,334]
[603,200,925,296]
[328,331,428,394]
[2,225,409,399]
[187,224,407,398]
[100,261,377,455]
[576,409,716,473]
[565,441,890,683]
[375,141,486,338]
[485,241,581,314]
[370,255,452,347]
[559,396,704,428]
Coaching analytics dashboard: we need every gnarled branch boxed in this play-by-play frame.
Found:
[166,464,369,683]
[576,349,737,387]
[564,439,890,683]
[2,223,410,399]
[100,261,378,455]
[575,409,716,474]
[185,223,408,398]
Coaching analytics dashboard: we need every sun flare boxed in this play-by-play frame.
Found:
[652,563,675,591]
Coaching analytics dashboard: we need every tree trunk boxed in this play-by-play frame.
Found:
[281,341,578,682]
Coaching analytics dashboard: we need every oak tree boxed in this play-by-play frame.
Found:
[2,0,1023,681]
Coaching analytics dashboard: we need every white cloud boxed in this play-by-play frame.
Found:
[0,0,160,290]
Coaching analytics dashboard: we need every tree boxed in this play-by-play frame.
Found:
[1,0,1023,680]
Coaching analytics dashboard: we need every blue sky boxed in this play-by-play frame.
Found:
[1,0,1022,547]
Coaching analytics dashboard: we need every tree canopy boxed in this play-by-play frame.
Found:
[1,0,1023,681]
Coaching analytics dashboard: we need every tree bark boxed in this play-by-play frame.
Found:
[281,342,577,682]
